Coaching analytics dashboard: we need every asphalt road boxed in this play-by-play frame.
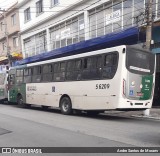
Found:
[0,103,160,156]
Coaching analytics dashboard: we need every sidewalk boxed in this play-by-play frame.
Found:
[105,108,160,120]
[132,108,160,120]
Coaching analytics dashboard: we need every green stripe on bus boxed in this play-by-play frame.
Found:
[140,75,153,100]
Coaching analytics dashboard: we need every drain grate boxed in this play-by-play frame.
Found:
[0,128,11,136]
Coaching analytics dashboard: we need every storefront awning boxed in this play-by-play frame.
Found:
[0,56,8,62]
[0,52,23,65]
[11,52,23,59]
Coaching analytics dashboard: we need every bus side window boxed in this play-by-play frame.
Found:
[53,63,60,81]
[9,74,15,85]
[75,59,82,70]
[60,62,66,81]
[83,58,88,69]
[53,62,65,81]
[66,61,75,81]
[32,66,42,83]
[102,52,118,79]
[82,56,101,80]
[91,56,102,79]
[24,68,32,83]
[16,69,23,84]
[66,59,82,81]
[75,59,82,80]
[42,64,53,82]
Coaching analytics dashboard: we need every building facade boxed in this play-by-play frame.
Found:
[17,0,160,106]
[0,2,22,65]
[18,0,160,59]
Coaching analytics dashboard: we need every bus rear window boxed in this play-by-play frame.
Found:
[126,48,155,75]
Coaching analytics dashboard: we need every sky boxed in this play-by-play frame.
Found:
[0,0,17,10]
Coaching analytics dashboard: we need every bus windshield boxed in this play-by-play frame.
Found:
[126,47,155,75]
[0,73,6,85]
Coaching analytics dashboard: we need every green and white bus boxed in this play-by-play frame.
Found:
[8,45,155,115]
[0,67,8,103]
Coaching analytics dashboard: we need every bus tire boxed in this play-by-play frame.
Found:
[60,96,72,115]
[17,94,23,106]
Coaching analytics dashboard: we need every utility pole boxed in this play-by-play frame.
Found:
[145,0,153,50]
[0,8,11,66]
[143,0,153,116]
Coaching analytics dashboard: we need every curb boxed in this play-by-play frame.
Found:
[131,115,160,120]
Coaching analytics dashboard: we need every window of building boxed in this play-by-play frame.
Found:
[133,0,145,26]
[152,0,157,19]
[36,0,43,16]
[112,2,122,32]
[51,0,59,7]
[123,0,133,29]
[158,0,160,18]
[2,42,5,51]
[24,31,47,58]
[24,7,31,22]
[96,5,105,37]
[0,22,3,31]
[24,38,32,58]
[13,37,19,47]
[88,0,149,38]
[11,14,16,26]
[35,31,47,55]
[89,1,123,38]
[50,14,85,50]
[105,3,112,34]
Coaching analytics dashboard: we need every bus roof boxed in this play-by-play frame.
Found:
[10,45,153,69]
[11,45,126,69]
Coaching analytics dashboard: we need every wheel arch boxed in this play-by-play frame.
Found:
[17,93,22,100]
[59,94,72,107]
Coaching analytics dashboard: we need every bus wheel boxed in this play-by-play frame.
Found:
[60,97,72,115]
[17,95,24,107]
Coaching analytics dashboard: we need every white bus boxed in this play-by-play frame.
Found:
[0,69,8,103]
[8,45,155,115]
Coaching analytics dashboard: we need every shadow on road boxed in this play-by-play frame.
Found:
[1,102,159,124]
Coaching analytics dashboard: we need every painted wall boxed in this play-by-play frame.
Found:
[18,0,83,33]
[0,3,21,58]
[18,0,160,58]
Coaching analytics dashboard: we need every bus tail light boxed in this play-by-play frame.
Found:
[123,79,126,96]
